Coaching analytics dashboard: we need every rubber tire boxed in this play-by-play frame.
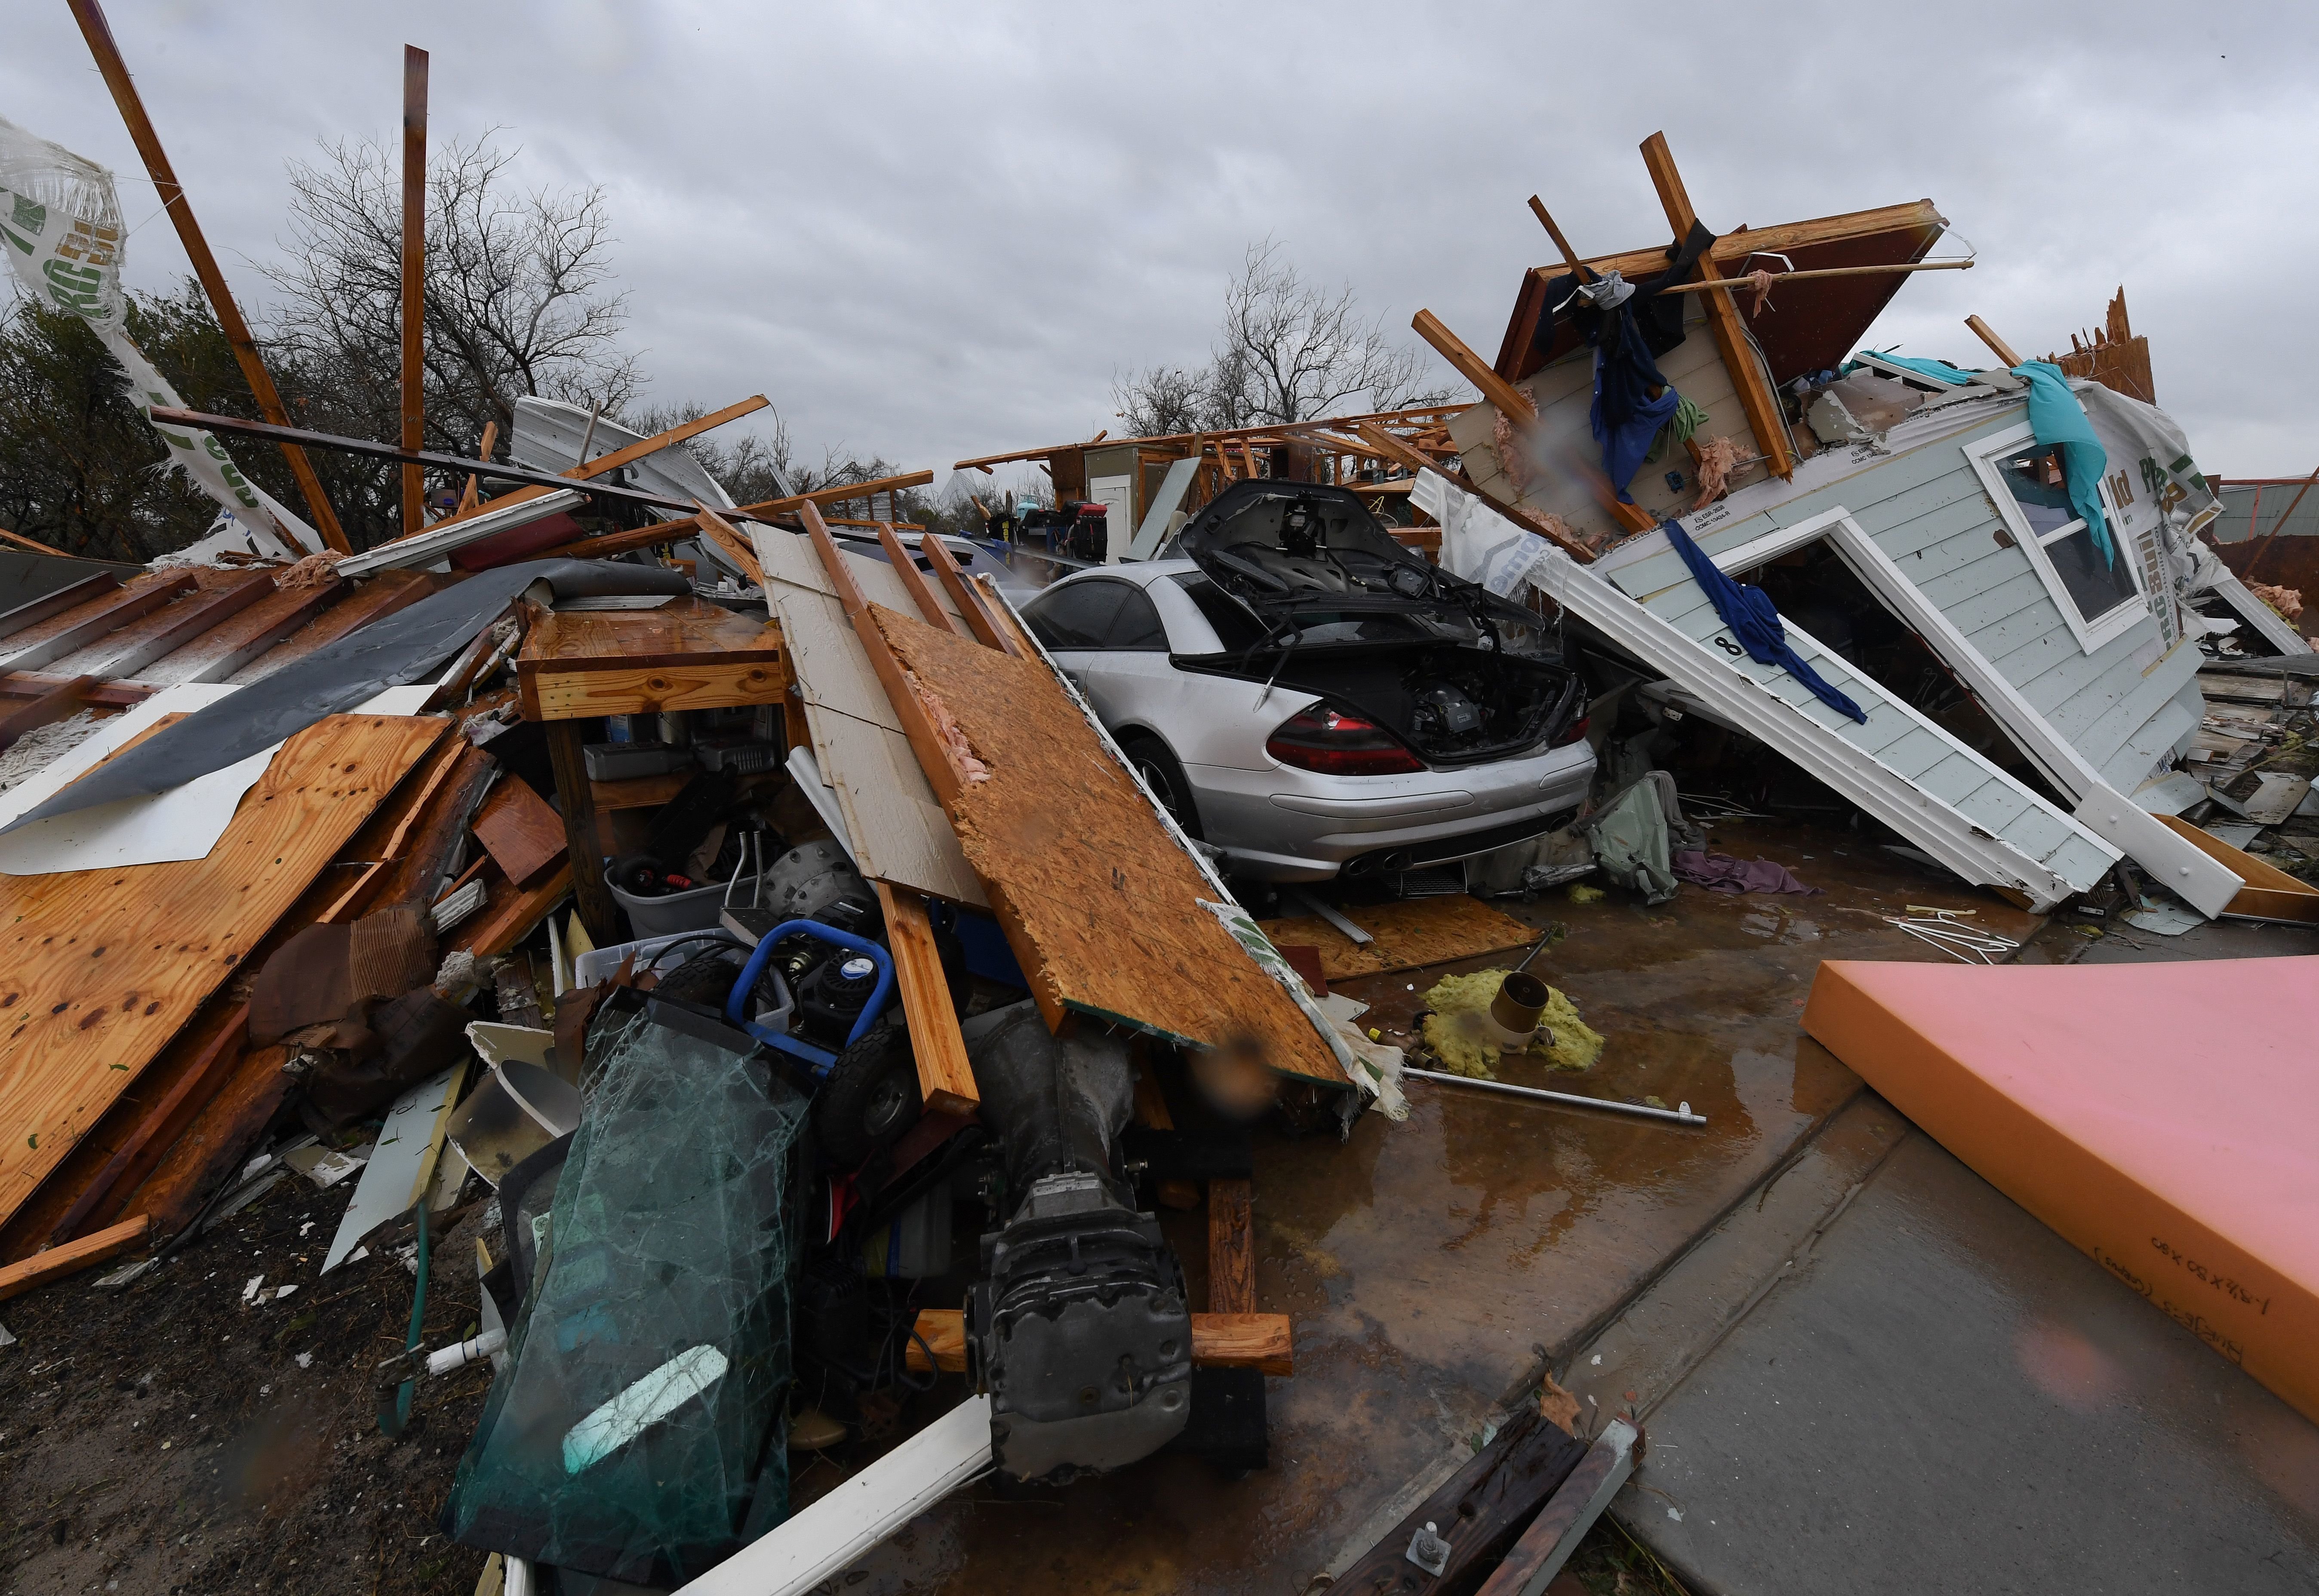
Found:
[1119,732,1203,840]
[814,1023,922,1168]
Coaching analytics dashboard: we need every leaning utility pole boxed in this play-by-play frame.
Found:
[400,45,429,537]
[66,0,352,554]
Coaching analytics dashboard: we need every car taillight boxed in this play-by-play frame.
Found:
[1552,714,1590,748]
[1267,705,1426,776]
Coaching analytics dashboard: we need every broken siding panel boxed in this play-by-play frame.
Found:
[2069,640,2205,789]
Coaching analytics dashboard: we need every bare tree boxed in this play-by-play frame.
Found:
[261,133,639,543]
[1113,239,1461,436]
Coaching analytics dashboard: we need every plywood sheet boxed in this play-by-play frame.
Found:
[755,526,986,907]
[471,773,566,887]
[1802,955,2319,1425]
[0,712,447,1227]
[1256,894,1538,984]
[871,605,1344,1084]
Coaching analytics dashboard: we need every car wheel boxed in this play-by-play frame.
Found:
[815,1022,922,1167]
[1120,733,1203,840]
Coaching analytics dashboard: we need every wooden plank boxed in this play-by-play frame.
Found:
[0,674,95,752]
[139,578,341,687]
[2156,815,2319,923]
[696,503,768,586]
[1253,894,1538,984]
[592,771,694,812]
[129,1044,293,1238]
[1473,1422,1637,1596]
[1414,309,1535,420]
[400,46,428,535]
[1639,132,1794,482]
[921,533,1021,654]
[867,601,1346,1084]
[0,1213,150,1302]
[876,524,961,634]
[46,1005,247,1245]
[471,773,566,888]
[87,572,273,678]
[542,723,616,943]
[0,713,446,1229]
[1208,1176,1255,1314]
[1329,1406,1589,1595]
[517,599,784,720]
[871,882,979,1115]
[452,860,575,958]
[526,658,785,720]
[0,573,197,672]
[1967,314,2025,368]
[0,572,119,643]
[907,1308,1292,1377]
[230,569,436,684]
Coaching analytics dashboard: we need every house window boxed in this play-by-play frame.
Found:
[1969,425,2146,654]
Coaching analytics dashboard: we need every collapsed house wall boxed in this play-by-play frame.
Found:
[1599,400,2207,798]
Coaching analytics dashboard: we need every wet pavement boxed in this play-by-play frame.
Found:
[820,820,2046,1594]
[1625,1130,2319,1595]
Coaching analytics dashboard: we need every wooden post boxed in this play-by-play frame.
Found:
[67,0,349,553]
[1965,314,2025,369]
[544,719,620,944]
[1525,195,1588,277]
[919,534,1021,656]
[1412,309,1536,420]
[400,45,429,537]
[1638,131,1795,482]
[870,883,979,1114]
[1208,1176,1255,1314]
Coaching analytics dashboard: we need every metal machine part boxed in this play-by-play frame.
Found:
[963,1003,1193,1482]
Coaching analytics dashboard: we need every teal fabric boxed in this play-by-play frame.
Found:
[2011,360,2115,565]
[1861,350,1980,386]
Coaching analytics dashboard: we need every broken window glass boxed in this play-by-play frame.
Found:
[446,1002,808,1587]
[1995,443,2139,626]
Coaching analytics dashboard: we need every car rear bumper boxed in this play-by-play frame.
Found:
[1186,741,1596,882]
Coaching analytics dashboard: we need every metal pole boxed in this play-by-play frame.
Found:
[66,0,350,554]
[1403,1066,1706,1126]
[400,45,429,537]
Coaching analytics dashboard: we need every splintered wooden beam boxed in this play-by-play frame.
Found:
[918,534,1021,656]
[694,502,767,586]
[1351,421,1601,563]
[1526,195,1588,277]
[907,1308,1292,1376]
[1208,1176,1255,1314]
[875,523,962,635]
[1966,314,2025,369]
[871,882,979,1114]
[0,675,95,752]
[1413,309,1537,420]
[1639,130,1795,482]
[0,1213,151,1301]
[68,0,348,552]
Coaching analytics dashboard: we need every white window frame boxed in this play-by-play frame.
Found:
[1965,421,2146,655]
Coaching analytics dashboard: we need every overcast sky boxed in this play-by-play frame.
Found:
[7,1,2314,492]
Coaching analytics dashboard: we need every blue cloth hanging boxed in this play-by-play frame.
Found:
[1592,363,1681,503]
[1662,520,1869,725]
[2009,360,2115,566]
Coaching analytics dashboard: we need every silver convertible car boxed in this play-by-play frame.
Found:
[1018,480,1596,882]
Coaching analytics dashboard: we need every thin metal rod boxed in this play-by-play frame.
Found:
[67,0,349,553]
[1653,259,1973,296]
[1403,1066,1706,1125]
[1288,889,1373,946]
[147,407,702,512]
[400,44,429,535]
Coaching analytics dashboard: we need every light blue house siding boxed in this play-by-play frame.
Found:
[1604,404,2202,796]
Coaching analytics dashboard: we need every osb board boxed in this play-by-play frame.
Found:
[1256,894,1538,984]
[870,604,1344,1085]
[0,713,447,1228]
[753,526,986,907]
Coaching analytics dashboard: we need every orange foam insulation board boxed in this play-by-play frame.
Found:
[1803,955,2319,1425]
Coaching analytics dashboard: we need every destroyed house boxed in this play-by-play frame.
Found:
[1407,138,2305,912]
